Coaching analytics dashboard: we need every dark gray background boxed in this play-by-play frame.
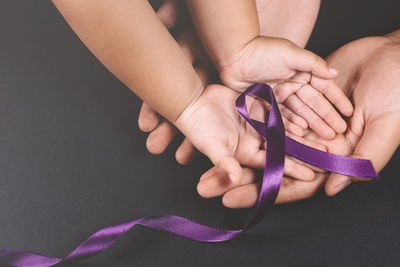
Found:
[0,1,399,267]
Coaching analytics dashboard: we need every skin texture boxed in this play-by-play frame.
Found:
[52,0,337,187]
[51,0,204,122]
[52,1,400,207]
[199,32,400,208]
[186,0,261,65]
[139,0,332,163]
[173,83,327,186]
[186,0,352,139]
[216,37,352,139]
[256,0,320,48]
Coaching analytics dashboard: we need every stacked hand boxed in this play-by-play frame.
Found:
[200,32,400,208]
[139,0,352,165]
[139,1,400,208]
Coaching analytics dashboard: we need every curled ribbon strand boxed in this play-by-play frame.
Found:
[0,83,378,267]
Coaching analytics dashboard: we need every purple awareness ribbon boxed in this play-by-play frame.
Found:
[0,83,378,266]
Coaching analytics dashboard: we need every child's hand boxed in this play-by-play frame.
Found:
[174,84,319,185]
[218,36,354,139]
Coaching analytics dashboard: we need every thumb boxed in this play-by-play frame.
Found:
[217,156,243,185]
[325,115,400,196]
[205,145,243,185]
[287,45,338,79]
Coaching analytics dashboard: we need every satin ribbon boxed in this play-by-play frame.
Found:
[0,83,378,266]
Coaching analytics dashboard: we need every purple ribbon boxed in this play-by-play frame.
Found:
[0,83,378,266]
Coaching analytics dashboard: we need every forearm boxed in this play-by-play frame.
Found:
[256,0,321,48]
[52,0,202,121]
[186,0,260,69]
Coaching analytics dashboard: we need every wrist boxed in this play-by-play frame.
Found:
[172,82,205,129]
[152,72,204,123]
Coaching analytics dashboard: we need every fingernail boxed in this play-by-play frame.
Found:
[329,67,338,75]
[228,173,237,184]
[334,180,351,194]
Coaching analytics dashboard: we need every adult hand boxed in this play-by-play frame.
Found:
[198,32,400,208]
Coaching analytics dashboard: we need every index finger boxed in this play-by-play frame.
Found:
[310,76,354,117]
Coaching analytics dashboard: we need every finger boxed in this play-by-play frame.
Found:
[222,183,260,208]
[284,95,336,139]
[138,102,161,132]
[282,116,305,137]
[276,173,327,204]
[175,137,197,165]
[197,167,258,199]
[273,74,310,103]
[324,172,352,197]
[215,156,243,185]
[284,157,315,181]
[238,148,315,181]
[310,76,354,117]
[156,0,179,29]
[204,143,243,185]
[274,75,346,134]
[279,103,308,129]
[146,121,176,154]
[287,45,338,79]
[325,114,400,196]
[199,166,220,182]
[295,84,347,133]
[222,173,327,209]
[273,72,350,132]
[285,132,328,173]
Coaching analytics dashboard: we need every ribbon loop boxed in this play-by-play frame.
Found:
[0,83,378,266]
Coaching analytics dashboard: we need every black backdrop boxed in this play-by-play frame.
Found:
[0,1,399,267]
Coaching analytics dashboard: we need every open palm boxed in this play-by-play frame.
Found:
[174,84,322,186]
[198,32,400,208]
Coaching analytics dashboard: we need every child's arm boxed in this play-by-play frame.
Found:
[52,0,320,184]
[256,0,321,48]
[51,0,243,183]
[52,0,203,122]
[186,0,260,67]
